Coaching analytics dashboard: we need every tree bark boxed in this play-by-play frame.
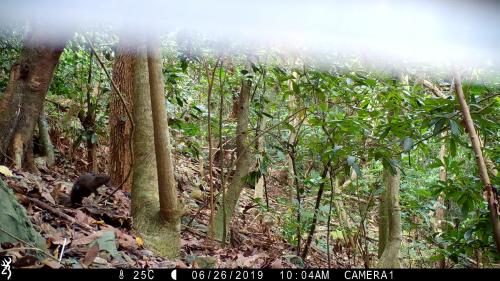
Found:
[37,112,55,167]
[213,66,252,240]
[435,141,447,268]
[131,44,179,258]
[147,37,181,258]
[453,71,500,253]
[377,166,402,268]
[0,27,67,168]
[301,161,330,259]
[109,40,134,191]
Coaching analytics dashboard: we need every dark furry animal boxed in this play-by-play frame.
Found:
[70,172,111,205]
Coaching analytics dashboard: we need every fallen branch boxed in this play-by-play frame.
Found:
[26,196,94,234]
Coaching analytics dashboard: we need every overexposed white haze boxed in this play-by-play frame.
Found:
[1,0,500,70]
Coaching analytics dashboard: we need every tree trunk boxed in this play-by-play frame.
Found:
[286,90,298,202]
[254,114,267,200]
[335,173,357,250]
[109,40,134,191]
[377,166,402,268]
[453,71,500,253]
[213,67,252,240]
[147,37,181,257]
[37,112,55,167]
[0,27,67,168]
[378,177,389,258]
[435,141,447,268]
[131,44,179,258]
[301,161,330,259]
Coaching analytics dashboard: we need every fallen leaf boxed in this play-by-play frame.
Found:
[135,236,144,247]
[82,244,99,267]
[0,165,13,177]
[72,231,104,247]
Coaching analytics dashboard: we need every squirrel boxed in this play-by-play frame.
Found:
[70,172,111,205]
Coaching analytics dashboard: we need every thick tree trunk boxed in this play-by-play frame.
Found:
[453,71,500,253]
[377,166,402,268]
[109,41,134,191]
[0,28,67,168]
[213,68,252,240]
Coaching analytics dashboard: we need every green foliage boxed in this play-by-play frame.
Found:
[3,28,499,266]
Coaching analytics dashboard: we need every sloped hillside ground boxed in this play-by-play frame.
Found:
[0,149,352,269]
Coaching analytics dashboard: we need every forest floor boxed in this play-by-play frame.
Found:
[0,150,353,269]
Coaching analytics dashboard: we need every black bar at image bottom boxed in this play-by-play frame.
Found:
[1,268,499,281]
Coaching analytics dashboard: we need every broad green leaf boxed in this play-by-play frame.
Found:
[449,120,461,136]
[347,156,362,177]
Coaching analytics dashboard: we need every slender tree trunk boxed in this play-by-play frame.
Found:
[131,43,179,258]
[435,141,447,268]
[83,50,97,172]
[254,115,267,200]
[335,174,357,250]
[109,40,134,191]
[377,166,402,268]
[213,66,252,240]
[147,37,181,228]
[377,74,406,267]
[301,161,330,259]
[254,68,268,201]
[0,27,67,168]
[453,71,500,253]
[254,117,266,200]
[378,176,389,258]
[205,60,219,240]
[218,64,228,246]
[286,89,298,202]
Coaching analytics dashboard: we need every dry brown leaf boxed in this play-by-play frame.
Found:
[40,187,56,204]
[176,260,189,268]
[81,244,100,267]
[71,231,104,247]
[75,210,88,224]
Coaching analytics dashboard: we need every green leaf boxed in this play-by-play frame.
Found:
[449,120,461,136]
[284,123,296,134]
[179,55,189,72]
[347,156,362,177]
[449,137,457,157]
[433,118,445,136]
[380,126,391,139]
